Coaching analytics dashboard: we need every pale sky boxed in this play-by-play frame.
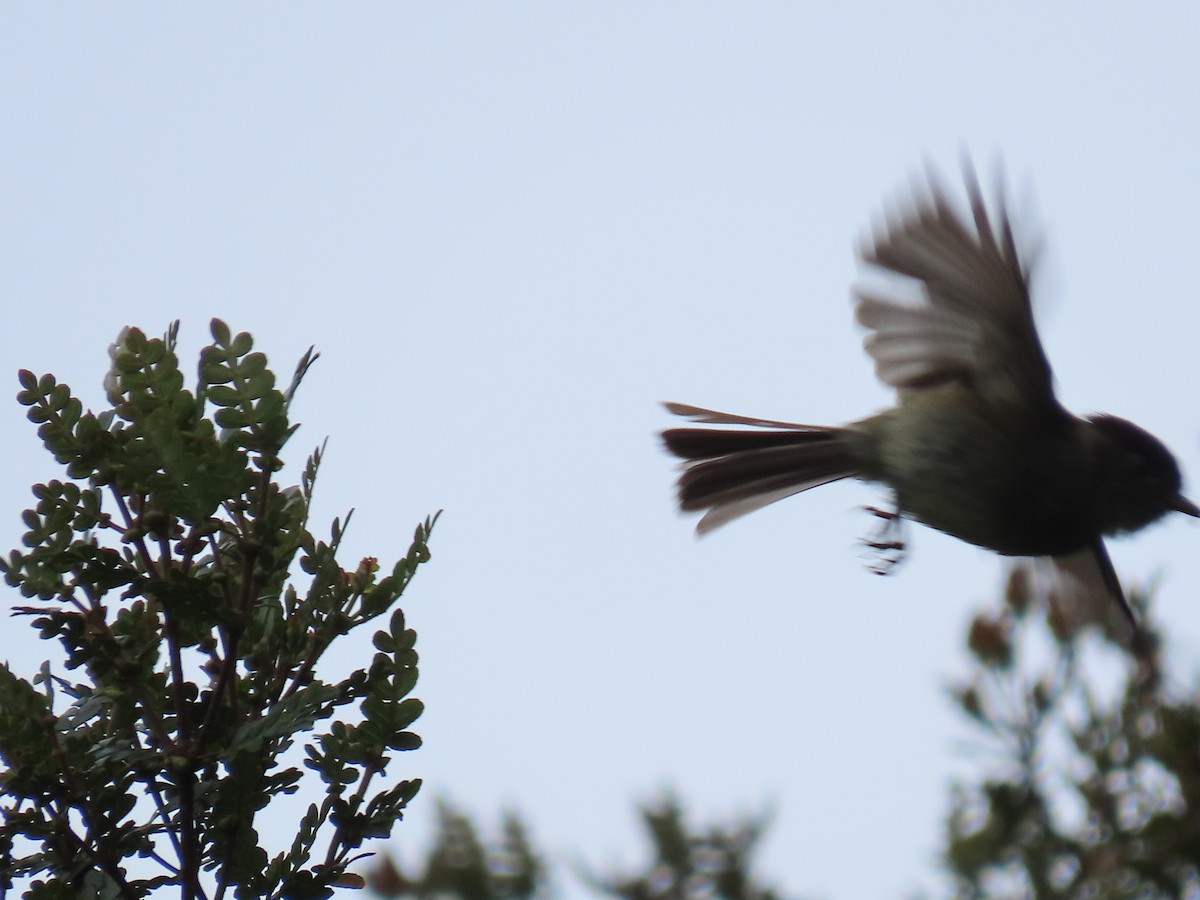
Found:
[4,5,1200,897]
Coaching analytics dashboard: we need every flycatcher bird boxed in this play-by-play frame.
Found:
[662,166,1198,639]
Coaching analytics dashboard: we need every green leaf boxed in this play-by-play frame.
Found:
[388,732,422,752]
[211,317,231,346]
[223,682,342,759]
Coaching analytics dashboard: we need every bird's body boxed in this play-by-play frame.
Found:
[857,392,1087,557]
[663,166,1197,638]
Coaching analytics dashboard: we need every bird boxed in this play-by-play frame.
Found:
[661,165,1198,641]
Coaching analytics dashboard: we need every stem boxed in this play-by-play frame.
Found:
[44,726,138,899]
[111,491,159,577]
[133,734,185,864]
[322,757,383,869]
[51,806,140,900]
[176,763,200,900]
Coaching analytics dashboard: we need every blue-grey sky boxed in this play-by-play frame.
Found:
[4,5,1200,896]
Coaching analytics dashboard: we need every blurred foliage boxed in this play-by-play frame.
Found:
[366,570,1200,900]
[945,568,1200,898]
[0,321,437,899]
[369,795,783,900]
[368,800,542,900]
[582,794,782,900]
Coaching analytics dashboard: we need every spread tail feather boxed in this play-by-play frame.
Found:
[662,403,858,533]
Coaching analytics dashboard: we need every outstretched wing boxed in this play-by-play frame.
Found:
[854,166,1059,416]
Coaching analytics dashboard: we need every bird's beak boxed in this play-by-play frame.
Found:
[1171,494,1200,518]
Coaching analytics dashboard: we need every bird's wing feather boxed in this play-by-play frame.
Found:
[854,165,1057,413]
[1035,541,1136,646]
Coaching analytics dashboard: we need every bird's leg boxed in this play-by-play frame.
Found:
[859,504,906,575]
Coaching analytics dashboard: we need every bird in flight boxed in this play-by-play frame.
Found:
[663,165,1198,641]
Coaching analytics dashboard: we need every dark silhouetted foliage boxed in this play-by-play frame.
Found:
[946,569,1200,898]
[369,800,542,900]
[0,321,436,899]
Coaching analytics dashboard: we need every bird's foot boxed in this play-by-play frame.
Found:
[859,505,906,575]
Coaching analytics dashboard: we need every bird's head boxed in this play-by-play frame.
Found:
[1087,414,1200,535]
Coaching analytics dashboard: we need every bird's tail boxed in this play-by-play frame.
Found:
[661,402,860,534]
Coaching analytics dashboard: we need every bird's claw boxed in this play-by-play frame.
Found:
[859,505,907,575]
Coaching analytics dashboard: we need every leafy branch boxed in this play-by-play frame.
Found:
[0,320,435,899]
